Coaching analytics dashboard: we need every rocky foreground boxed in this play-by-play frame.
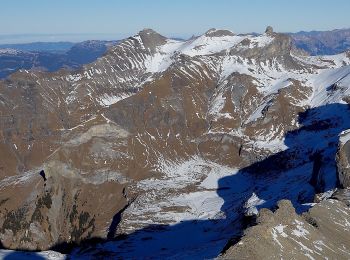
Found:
[221,196,350,259]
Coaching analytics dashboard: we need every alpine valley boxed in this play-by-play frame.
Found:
[1,26,350,259]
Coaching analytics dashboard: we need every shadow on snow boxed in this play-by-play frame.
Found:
[50,103,350,258]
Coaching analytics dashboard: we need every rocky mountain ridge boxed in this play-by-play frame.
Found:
[0,26,350,258]
[290,28,350,55]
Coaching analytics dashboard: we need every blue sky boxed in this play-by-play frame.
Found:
[1,0,350,42]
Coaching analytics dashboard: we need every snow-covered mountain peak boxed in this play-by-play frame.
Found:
[178,33,244,56]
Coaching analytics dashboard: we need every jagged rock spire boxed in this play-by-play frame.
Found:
[265,26,274,35]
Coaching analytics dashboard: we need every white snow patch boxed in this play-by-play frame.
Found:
[0,48,22,55]
[97,93,131,107]
[274,224,288,238]
[292,219,310,238]
[144,39,183,73]
[0,250,65,260]
[124,156,237,228]
[339,129,350,145]
[248,34,274,48]
[244,192,266,216]
[271,224,289,249]
[309,65,350,107]
[180,35,245,56]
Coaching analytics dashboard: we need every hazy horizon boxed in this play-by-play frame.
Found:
[1,0,350,44]
[1,26,350,45]
[0,33,121,45]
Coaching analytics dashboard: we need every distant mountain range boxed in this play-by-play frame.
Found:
[0,40,117,78]
[0,28,349,79]
[0,42,76,52]
[289,28,350,55]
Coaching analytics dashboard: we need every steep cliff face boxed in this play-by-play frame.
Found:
[0,27,350,258]
[337,132,350,188]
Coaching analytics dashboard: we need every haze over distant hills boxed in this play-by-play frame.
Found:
[289,28,350,55]
[0,28,349,80]
[0,40,117,78]
[0,42,76,53]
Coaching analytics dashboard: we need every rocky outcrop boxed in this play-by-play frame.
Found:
[265,26,274,35]
[138,28,167,53]
[221,198,350,259]
[337,131,350,188]
[205,28,235,37]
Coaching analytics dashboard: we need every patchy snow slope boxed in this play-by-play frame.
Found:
[0,250,65,260]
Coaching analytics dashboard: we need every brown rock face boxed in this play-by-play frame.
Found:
[337,136,350,188]
[0,27,350,258]
[138,28,167,53]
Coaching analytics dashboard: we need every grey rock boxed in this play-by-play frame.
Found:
[265,26,274,35]
[336,138,350,188]
[205,28,235,37]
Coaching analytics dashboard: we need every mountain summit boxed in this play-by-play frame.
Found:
[137,28,167,51]
[265,25,274,35]
[204,28,235,37]
[0,27,350,258]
